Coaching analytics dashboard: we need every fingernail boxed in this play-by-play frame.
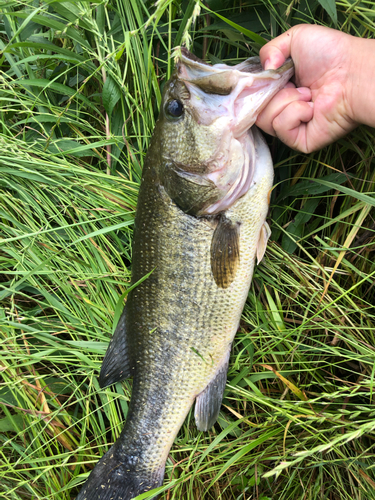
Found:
[307,101,314,108]
[296,87,310,96]
[264,58,272,70]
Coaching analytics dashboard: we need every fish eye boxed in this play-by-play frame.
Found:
[165,99,184,119]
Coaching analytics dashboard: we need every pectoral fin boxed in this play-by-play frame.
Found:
[99,309,135,388]
[194,352,230,431]
[256,221,271,265]
[211,217,240,289]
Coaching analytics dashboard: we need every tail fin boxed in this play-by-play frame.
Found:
[76,445,164,500]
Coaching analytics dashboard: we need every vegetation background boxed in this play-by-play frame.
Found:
[0,0,375,498]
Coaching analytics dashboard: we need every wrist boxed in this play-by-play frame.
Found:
[347,37,375,127]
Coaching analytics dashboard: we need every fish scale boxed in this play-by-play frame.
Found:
[115,127,272,477]
[77,52,293,500]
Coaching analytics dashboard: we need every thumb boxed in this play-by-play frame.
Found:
[260,27,297,70]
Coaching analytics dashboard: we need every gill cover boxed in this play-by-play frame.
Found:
[160,50,294,217]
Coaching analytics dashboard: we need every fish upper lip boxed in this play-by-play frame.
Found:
[179,47,211,67]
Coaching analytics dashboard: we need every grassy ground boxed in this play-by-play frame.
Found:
[1,0,375,499]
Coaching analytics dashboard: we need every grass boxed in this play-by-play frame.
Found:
[0,0,375,498]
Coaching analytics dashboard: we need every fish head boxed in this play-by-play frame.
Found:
[157,49,294,216]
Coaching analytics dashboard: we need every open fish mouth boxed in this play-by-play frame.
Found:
[177,48,294,136]
[165,49,294,215]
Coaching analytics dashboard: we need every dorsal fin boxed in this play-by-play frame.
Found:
[99,309,135,388]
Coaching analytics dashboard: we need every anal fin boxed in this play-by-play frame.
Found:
[210,216,240,289]
[99,309,135,388]
[194,351,230,431]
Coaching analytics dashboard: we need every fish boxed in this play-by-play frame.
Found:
[76,49,294,500]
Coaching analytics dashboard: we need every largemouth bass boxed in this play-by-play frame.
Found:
[77,50,293,500]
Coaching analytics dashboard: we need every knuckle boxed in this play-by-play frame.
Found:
[291,100,308,113]
[272,114,283,131]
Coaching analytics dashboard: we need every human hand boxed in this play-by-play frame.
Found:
[256,25,373,153]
